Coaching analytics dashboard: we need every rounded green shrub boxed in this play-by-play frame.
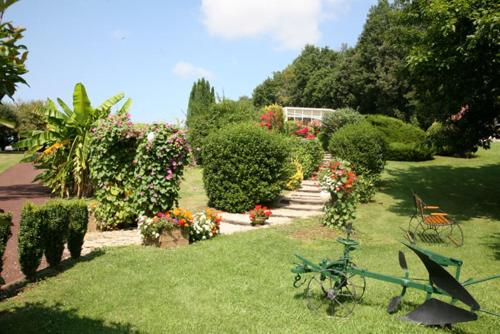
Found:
[203,123,291,213]
[288,137,324,179]
[0,212,12,284]
[425,121,476,157]
[365,114,434,161]
[43,201,69,267]
[328,122,386,175]
[318,108,364,150]
[18,203,46,280]
[66,200,88,259]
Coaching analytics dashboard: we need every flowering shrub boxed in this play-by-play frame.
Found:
[319,159,358,228]
[259,104,284,132]
[90,112,138,229]
[249,205,272,225]
[190,208,221,242]
[285,159,303,190]
[132,123,190,216]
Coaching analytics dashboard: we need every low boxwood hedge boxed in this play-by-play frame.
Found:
[18,203,46,280]
[0,211,12,283]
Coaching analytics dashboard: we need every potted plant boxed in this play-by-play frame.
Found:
[249,205,272,226]
[138,208,193,248]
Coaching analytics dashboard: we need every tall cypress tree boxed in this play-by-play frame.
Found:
[186,78,215,164]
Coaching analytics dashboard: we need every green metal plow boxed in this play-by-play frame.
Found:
[291,224,500,327]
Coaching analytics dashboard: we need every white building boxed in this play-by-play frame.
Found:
[283,107,335,124]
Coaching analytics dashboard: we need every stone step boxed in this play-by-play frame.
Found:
[280,196,327,205]
[291,191,322,198]
[282,202,324,211]
[301,180,320,187]
[271,208,323,218]
[297,187,321,193]
[219,222,260,235]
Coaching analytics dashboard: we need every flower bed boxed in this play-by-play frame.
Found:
[139,208,221,247]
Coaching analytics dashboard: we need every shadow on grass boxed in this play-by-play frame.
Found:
[380,164,500,222]
[481,232,500,260]
[0,302,137,333]
[0,249,106,300]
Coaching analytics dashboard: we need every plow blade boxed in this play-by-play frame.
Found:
[402,298,477,326]
[404,243,480,311]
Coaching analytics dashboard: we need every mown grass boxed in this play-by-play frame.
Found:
[178,167,208,212]
[0,145,499,333]
[0,152,23,174]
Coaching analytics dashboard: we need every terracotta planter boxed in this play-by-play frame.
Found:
[144,228,189,248]
[251,216,268,226]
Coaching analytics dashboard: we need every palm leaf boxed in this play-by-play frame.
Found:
[0,117,16,129]
[72,83,92,124]
[96,92,124,115]
[118,98,132,115]
[57,98,73,118]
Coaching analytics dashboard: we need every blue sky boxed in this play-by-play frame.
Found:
[7,0,377,123]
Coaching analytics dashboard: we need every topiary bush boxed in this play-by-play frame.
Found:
[90,113,138,229]
[0,211,12,284]
[288,138,324,179]
[318,108,364,150]
[18,203,46,280]
[43,201,69,267]
[328,122,386,175]
[203,123,291,213]
[365,114,434,161]
[132,124,190,216]
[66,200,88,259]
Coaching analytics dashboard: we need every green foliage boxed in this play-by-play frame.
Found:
[285,159,303,191]
[288,137,323,179]
[355,173,379,203]
[16,83,131,198]
[18,203,46,280]
[402,0,500,149]
[328,122,386,175]
[132,124,190,216]
[186,79,216,163]
[425,121,477,157]
[89,113,137,229]
[318,108,364,150]
[43,201,69,267]
[0,0,28,102]
[0,211,12,283]
[66,200,88,259]
[365,114,433,161]
[0,103,17,148]
[203,123,290,213]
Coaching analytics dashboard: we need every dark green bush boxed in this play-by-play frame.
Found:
[425,121,477,157]
[18,203,46,280]
[43,201,69,267]
[318,108,364,150]
[203,123,291,212]
[66,200,88,259]
[328,122,386,175]
[365,114,433,161]
[0,212,12,283]
[288,138,324,179]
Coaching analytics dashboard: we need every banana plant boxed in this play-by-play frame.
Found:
[16,83,132,197]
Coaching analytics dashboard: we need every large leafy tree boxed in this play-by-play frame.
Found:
[0,0,28,103]
[401,0,500,150]
[185,78,215,163]
[17,83,131,197]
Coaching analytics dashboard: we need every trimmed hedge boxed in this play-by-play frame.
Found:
[289,138,323,179]
[318,108,364,150]
[0,211,12,283]
[18,200,89,279]
[328,122,386,175]
[66,200,88,259]
[365,115,433,161]
[18,203,46,280]
[44,201,69,267]
[203,123,291,213]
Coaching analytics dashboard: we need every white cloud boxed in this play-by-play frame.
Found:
[201,0,348,50]
[111,29,128,40]
[172,61,214,79]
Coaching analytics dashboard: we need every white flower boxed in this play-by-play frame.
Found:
[147,132,155,143]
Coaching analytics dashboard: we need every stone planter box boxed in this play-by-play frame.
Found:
[144,228,189,248]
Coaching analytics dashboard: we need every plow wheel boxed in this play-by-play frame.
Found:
[442,224,464,247]
[305,273,359,318]
[419,226,443,244]
[346,266,366,301]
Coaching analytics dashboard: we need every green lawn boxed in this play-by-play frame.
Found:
[0,145,499,333]
[178,167,208,212]
[0,152,23,174]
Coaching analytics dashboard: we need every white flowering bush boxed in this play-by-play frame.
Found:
[190,209,221,242]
